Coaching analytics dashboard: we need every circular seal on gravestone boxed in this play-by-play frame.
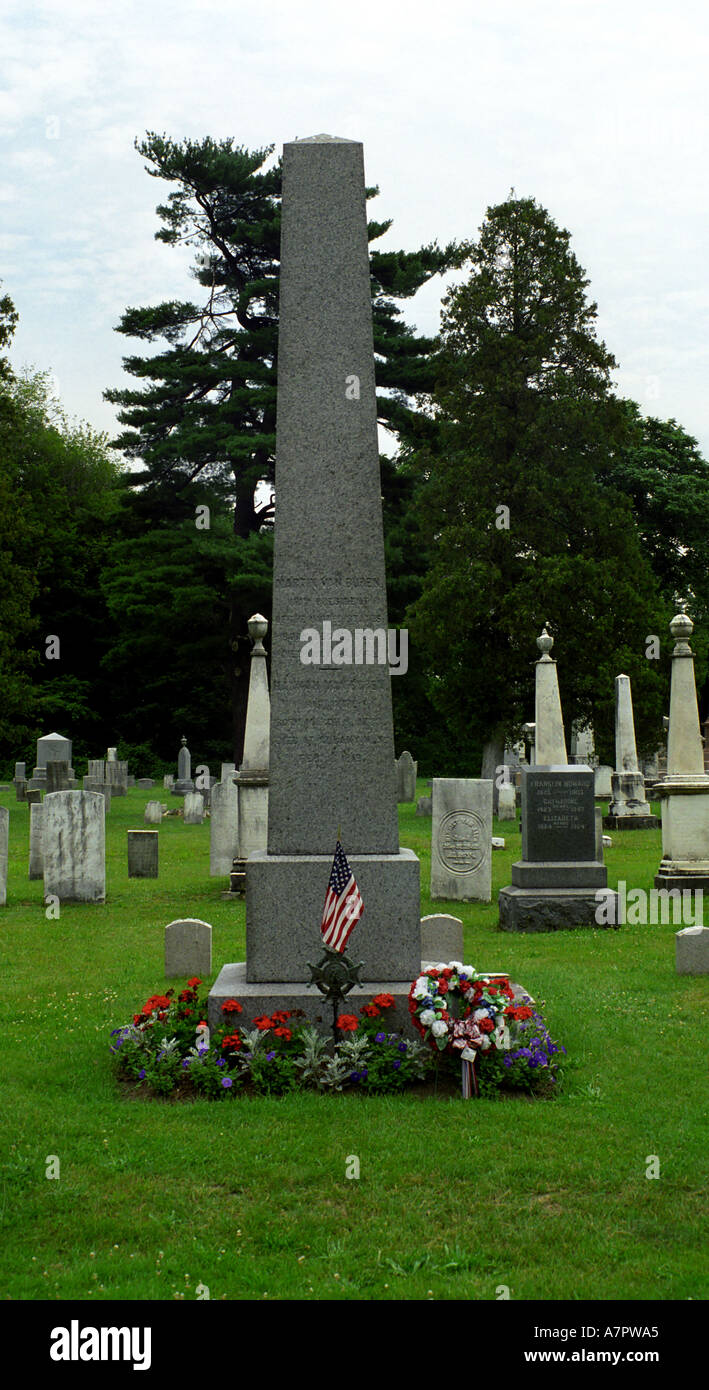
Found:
[437,811,485,874]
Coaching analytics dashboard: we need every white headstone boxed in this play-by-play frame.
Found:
[183,791,205,825]
[498,782,516,820]
[29,801,44,880]
[675,925,709,974]
[210,779,240,876]
[43,791,105,902]
[165,918,212,979]
[144,800,164,825]
[430,778,493,901]
[420,913,464,960]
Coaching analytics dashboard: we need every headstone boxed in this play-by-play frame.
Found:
[522,722,536,766]
[534,628,567,765]
[127,830,158,878]
[163,774,175,790]
[165,918,212,979]
[420,913,464,961]
[172,737,194,796]
[46,760,70,794]
[136,778,155,790]
[430,778,493,902]
[210,778,240,876]
[220,762,236,783]
[675,925,709,974]
[235,614,270,873]
[15,781,27,802]
[396,750,417,803]
[655,612,709,891]
[105,760,128,797]
[498,781,516,821]
[84,779,111,811]
[88,759,105,782]
[14,762,26,782]
[183,791,205,825]
[499,764,615,930]
[127,775,136,788]
[213,134,420,1017]
[594,765,613,799]
[605,674,658,829]
[144,800,164,825]
[415,795,432,816]
[0,807,8,906]
[570,722,596,765]
[26,789,42,805]
[43,791,105,903]
[107,747,117,762]
[28,801,43,880]
[36,732,73,773]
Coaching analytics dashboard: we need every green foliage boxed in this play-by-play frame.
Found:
[406,195,670,763]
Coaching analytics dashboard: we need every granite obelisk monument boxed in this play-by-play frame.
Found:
[209,135,420,1026]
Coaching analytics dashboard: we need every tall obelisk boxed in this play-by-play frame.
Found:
[244,135,420,984]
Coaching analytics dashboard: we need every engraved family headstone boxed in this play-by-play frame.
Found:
[655,613,709,891]
[211,134,420,1026]
[43,791,105,903]
[430,779,493,902]
[127,830,158,878]
[605,674,658,829]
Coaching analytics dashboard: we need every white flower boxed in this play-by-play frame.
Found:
[412,976,430,999]
[435,963,447,972]
[473,1008,490,1023]
[419,1009,436,1026]
[431,1020,448,1038]
[480,1035,491,1050]
[449,961,465,973]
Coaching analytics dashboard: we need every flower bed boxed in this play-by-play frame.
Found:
[110,972,564,1100]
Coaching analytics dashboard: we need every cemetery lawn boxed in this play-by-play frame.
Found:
[1,785,707,1303]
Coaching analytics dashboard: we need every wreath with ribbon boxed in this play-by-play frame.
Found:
[409,962,525,1063]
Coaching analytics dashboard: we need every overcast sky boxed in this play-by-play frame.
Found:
[1,0,708,457]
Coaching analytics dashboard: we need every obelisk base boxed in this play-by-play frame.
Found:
[499,883,618,932]
[245,848,421,983]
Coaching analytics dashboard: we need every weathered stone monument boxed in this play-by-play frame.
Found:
[498,780,517,821]
[654,612,709,891]
[165,918,212,979]
[0,807,8,906]
[43,790,105,903]
[28,732,75,790]
[183,791,205,825]
[430,778,493,902]
[396,750,417,803]
[675,925,709,974]
[210,134,420,1029]
[172,737,194,796]
[229,614,271,892]
[105,760,128,797]
[127,830,158,878]
[28,802,44,880]
[46,761,71,794]
[211,776,240,877]
[499,630,616,931]
[604,674,659,829]
[144,800,163,825]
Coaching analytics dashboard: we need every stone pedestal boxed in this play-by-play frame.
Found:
[210,136,421,1019]
[499,765,616,931]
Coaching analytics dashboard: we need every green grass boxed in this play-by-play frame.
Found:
[1,783,707,1302]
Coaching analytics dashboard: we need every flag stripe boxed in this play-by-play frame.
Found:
[321,842,363,953]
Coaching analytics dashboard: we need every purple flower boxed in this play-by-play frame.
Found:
[392,1059,401,1070]
[138,1069,146,1079]
[397,1042,407,1053]
[216,1058,225,1067]
[182,1058,191,1069]
[502,1055,513,1068]
[350,1071,360,1083]
[375,1032,385,1043]
[221,1076,233,1088]
[266,1050,276,1061]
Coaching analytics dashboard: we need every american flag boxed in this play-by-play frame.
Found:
[321,840,363,952]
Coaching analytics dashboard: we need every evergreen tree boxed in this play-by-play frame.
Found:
[407,196,669,768]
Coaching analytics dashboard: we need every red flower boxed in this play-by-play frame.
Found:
[506,1004,533,1021]
[437,980,449,995]
[221,1032,241,1050]
[441,968,453,979]
[336,1014,359,1033]
[197,1020,207,1029]
[479,1017,495,1034]
[253,1015,273,1030]
[273,1026,292,1041]
[180,1008,193,1017]
[427,968,440,978]
[440,1009,450,1022]
[133,1014,142,1025]
[360,1004,380,1017]
[271,1010,291,1024]
[372,993,395,1009]
[187,977,202,987]
[221,999,243,1014]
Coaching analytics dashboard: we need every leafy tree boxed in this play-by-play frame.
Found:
[105,134,460,754]
[406,196,669,770]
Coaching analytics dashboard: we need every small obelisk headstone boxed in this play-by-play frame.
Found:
[173,737,195,796]
[655,612,709,890]
[605,674,658,828]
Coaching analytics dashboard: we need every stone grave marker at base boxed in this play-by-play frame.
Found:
[498,782,517,821]
[430,778,493,902]
[211,135,420,1030]
[43,791,105,903]
[183,792,205,825]
[420,913,464,961]
[165,918,212,979]
[499,765,616,931]
[416,795,432,816]
[210,778,240,877]
[136,778,155,790]
[675,925,709,974]
[396,750,417,803]
[127,831,158,878]
[29,802,44,880]
[144,800,163,825]
[0,807,8,906]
